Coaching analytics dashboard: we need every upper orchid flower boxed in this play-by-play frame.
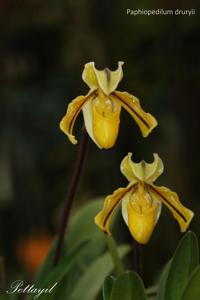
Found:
[60,62,157,149]
[95,153,194,244]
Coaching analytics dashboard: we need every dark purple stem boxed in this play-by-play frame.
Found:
[0,256,8,299]
[52,126,89,267]
[133,239,142,276]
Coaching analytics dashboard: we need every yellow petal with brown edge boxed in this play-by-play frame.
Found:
[120,153,163,183]
[93,62,124,95]
[95,184,132,235]
[110,91,157,137]
[59,89,98,144]
[127,201,160,244]
[148,184,194,232]
[92,101,121,149]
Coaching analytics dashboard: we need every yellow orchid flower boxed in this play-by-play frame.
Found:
[95,153,194,244]
[60,62,157,149]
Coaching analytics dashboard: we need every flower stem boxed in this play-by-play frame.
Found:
[133,239,142,275]
[106,235,124,276]
[52,125,89,267]
[0,256,8,299]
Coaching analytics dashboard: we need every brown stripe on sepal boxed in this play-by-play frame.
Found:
[111,92,150,129]
[148,185,187,223]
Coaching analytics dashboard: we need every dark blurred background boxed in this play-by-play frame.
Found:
[0,0,199,286]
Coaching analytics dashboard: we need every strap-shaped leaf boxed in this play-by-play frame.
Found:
[67,199,106,258]
[33,239,58,285]
[164,231,199,300]
[33,200,109,300]
[25,240,90,300]
[42,240,90,286]
[103,276,116,300]
[110,271,147,300]
[71,245,130,300]
[156,260,172,300]
[181,266,200,300]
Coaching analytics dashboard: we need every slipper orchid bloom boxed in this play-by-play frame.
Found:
[95,153,194,244]
[60,62,157,149]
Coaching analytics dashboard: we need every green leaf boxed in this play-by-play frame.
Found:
[33,238,58,285]
[156,260,172,300]
[8,294,21,300]
[43,240,89,285]
[103,276,116,300]
[110,271,147,300]
[164,231,199,300]
[67,199,106,257]
[51,199,107,299]
[181,266,200,300]
[32,199,106,300]
[71,245,130,300]
[25,240,90,300]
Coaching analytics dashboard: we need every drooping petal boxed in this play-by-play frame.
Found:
[126,201,160,244]
[60,89,98,144]
[148,184,194,232]
[110,91,157,137]
[95,184,132,235]
[82,62,124,95]
[120,153,163,183]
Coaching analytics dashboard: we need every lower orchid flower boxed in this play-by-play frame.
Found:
[95,153,194,244]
